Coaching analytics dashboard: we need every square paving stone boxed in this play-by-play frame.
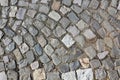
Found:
[76,68,93,80]
[60,17,70,29]
[90,59,101,69]
[62,71,77,80]
[89,0,99,9]
[84,46,96,59]
[19,43,29,54]
[95,68,106,79]
[16,8,26,20]
[34,44,43,56]
[83,29,96,40]
[67,11,79,24]
[62,34,75,48]
[13,35,23,45]
[48,11,61,21]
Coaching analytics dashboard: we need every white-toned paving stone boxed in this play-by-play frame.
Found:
[48,11,61,21]
[62,34,75,48]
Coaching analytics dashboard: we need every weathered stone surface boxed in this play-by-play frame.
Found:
[50,38,59,48]
[39,4,50,14]
[41,27,51,37]
[100,0,109,9]
[60,17,70,29]
[67,25,80,37]
[84,46,96,59]
[13,35,22,45]
[0,0,8,6]
[0,62,5,71]
[73,0,82,6]
[51,54,61,65]
[44,44,54,56]
[48,11,61,21]
[69,61,80,71]
[67,11,79,24]
[33,68,45,80]
[46,72,60,80]
[75,35,85,47]
[97,51,109,59]
[5,42,15,52]
[90,59,101,68]
[0,71,7,80]
[44,62,54,72]
[102,57,114,69]
[13,49,23,61]
[51,0,60,10]
[39,53,50,64]
[79,57,89,68]
[7,70,18,80]
[71,5,83,14]
[19,43,29,54]
[95,68,106,79]
[58,63,69,73]
[108,70,119,80]
[62,71,77,80]
[9,6,17,17]
[16,8,26,20]
[34,44,42,56]
[27,9,36,18]
[62,34,75,48]
[0,45,4,56]
[83,29,96,40]
[76,68,93,80]
[89,0,99,9]
[60,6,71,15]
[62,0,72,6]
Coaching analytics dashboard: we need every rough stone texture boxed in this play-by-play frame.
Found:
[62,71,77,80]
[62,34,75,48]
[76,68,93,80]
[0,0,120,80]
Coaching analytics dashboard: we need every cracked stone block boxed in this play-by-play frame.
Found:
[39,52,50,64]
[73,0,82,6]
[60,6,71,15]
[41,27,51,37]
[53,26,66,37]
[33,68,45,80]
[97,51,109,59]
[13,35,23,45]
[0,71,7,80]
[19,43,29,54]
[30,61,39,70]
[108,70,119,80]
[90,59,101,69]
[62,34,75,48]
[7,70,18,80]
[58,63,69,73]
[16,8,26,20]
[95,68,106,79]
[62,71,77,80]
[13,49,23,62]
[0,19,7,29]
[84,46,96,59]
[67,11,79,24]
[76,68,93,80]
[27,9,36,18]
[76,20,89,31]
[48,11,61,21]
[89,0,99,9]
[34,44,42,56]
[62,0,72,6]
[60,17,70,29]
[0,0,8,6]
[46,72,60,80]
[44,44,54,56]
[102,57,114,69]
[83,29,96,40]
[9,6,17,17]
[51,54,61,65]
[67,26,80,37]
[5,42,15,52]
[39,4,50,14]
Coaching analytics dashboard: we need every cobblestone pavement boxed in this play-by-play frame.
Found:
[0,0,120,80]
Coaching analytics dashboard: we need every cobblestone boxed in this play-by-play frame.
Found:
[0,0,120,80]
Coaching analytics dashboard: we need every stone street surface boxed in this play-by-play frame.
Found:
[0,0,120,80]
